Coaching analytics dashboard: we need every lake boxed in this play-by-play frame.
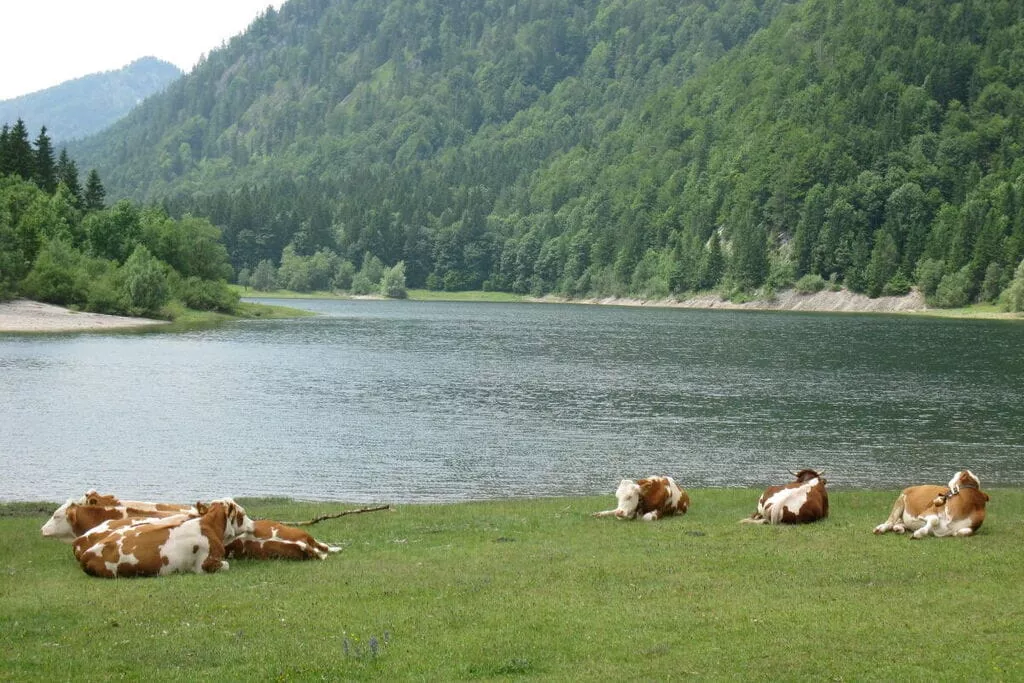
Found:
[1,299,1022,503]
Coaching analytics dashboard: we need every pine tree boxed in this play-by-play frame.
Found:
[56,148,83,207]
[33,126,58,194]
[84,169,106,211]
[5,119,34,180]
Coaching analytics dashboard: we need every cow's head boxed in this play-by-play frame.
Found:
[40,499,79,542]
[790,469,825,484]
[82,489,120,507]
[948,470,981,494]
[206,498,256,540]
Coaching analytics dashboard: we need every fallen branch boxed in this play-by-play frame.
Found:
[280,504,391,526]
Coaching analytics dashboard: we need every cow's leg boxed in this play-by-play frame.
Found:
[641,510,662,521]
[592,509,619,517]
[911,516,938,539]
[953,528,975,537]
[873,494,907,534]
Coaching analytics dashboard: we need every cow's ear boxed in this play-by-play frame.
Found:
[67,506,78,526]
[195,501,209,515]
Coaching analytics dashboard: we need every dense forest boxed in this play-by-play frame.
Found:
[0,119,239,316]
[51,0,1024,309]
[0,58,182,143]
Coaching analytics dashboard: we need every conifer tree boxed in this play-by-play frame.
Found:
[83,169,106,211]
[56,148,83,206]
[4,119,34,180]
[33,126,57,193]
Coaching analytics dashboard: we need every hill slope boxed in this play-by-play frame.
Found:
[70,0,1024,307]
[0,57,182,143]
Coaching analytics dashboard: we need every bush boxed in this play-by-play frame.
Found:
[380,261,408,299]
[932,268,971,308]
[349,272,374,295]
[914,258,945,296]
[1002,259,1024,312]
[175,276,239,312]
[20,239,90,306]
[250,259,277,291]
[119,245,169,315]
[882,272,912,296]
[793,273,826,294]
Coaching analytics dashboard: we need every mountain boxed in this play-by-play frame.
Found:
[0,57,182,143]
[69,0,1024,306]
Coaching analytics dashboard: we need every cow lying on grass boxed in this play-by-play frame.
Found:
[77,498,254,578]
[740,469,829,524]
[43,490,340,561]
[873,469,988,538]
[227,519,341,560]
[593,476,690,521]
[40,498,195,542]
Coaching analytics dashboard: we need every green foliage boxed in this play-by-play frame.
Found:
[380,260,408,298]
[250,259,278,291]
[914,257,946,297]
[171,275,240,313]
[934,267,972,308]
[20,239,92,306]
[1002,259,1024,312]
[119,244,169,315]
[794,273,827,294]
[41,0,1024,309]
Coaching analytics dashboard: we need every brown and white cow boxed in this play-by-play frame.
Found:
[77,498,255,578]
[740,469,829,525]
[80,489,192,513]
[593,476,690,521]
[873,470,988,539]
[226,520,342,560]
[41,497,197,542]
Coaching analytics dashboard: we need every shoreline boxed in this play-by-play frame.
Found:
[0,299,168,333]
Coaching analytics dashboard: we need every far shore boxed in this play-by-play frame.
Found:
[246,285,1023,320]
[4,286,1020,334]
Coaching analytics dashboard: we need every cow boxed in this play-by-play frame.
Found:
[80,489,191,513]
[592,476,690,521]
[872,469,989,539]
[77,498,255,578]
[226,520,342,560]
[41,498,197,543]
[740,469,829,525]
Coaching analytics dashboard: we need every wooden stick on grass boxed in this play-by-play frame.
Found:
[280,504,391,526]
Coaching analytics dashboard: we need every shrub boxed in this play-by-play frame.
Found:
[882,272,912,296]
[914,258,945,296]
[793,273,826,294]
[119,245,169,315]
[20,239,90,306]
[1002,259,1024,312]
[176,276,239,312]
[350,272,374,295]
[932,267,971,308]
[380,261,408,299]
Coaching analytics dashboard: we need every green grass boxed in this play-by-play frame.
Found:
[2,490,1021,680]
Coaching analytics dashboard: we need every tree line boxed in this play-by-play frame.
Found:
[65,0,1024,311]
[1,118,238,316]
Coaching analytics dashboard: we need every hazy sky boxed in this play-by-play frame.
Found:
[0,0,285,101]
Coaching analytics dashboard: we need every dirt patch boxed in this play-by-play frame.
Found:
[536,289,930,313]
[0,299,168,333]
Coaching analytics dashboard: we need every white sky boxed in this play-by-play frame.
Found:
[0,0,285,101]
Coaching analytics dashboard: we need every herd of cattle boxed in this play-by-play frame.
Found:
[592,468,990,539]
[41,469,988,579]
[41,491,339,578]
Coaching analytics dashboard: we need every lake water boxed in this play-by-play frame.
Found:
[1,299,1022,503]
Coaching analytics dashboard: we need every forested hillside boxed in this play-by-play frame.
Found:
[0,58,182,143]
[68,0,1024,307]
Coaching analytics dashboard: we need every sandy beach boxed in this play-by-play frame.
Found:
[0,299,168,333]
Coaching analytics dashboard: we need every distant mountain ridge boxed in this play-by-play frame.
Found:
[0,57,182,143]
[65,0,1024,309]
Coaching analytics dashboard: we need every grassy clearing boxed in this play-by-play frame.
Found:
[2,490,1021,680]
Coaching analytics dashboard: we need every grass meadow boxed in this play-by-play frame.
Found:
[1,489,1022,681]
